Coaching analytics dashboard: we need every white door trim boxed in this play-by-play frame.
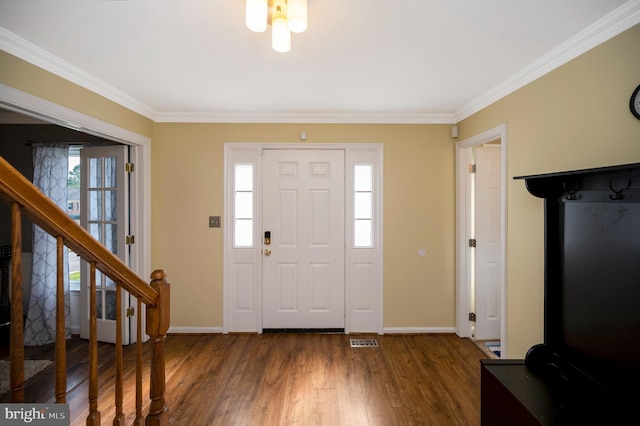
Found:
[224,143,384,334]
[455,124,508,356]
[0,83,151,343]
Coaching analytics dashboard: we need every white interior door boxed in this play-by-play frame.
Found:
[262,149,345,329]
[80,145,130,344]
[474,145,502,340]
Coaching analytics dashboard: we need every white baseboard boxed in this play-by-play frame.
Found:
[383,327,456,334]
[167,326,224,334]
[166,326,455,335]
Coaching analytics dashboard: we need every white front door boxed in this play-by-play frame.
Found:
[474,145,502,340]
[262,149,345,329]
[80,145,131,344]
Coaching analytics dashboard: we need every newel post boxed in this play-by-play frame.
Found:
[145,270,170,426]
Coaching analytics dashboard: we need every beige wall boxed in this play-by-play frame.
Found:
[151,123,456,329]
[458,23,640,357]
[1,51,457,334]
[2,23,639,357]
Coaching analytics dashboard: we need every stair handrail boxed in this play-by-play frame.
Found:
[0,154,169,424]
[0,155,157,306]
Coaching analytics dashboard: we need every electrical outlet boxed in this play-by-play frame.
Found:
[209,216,221,228]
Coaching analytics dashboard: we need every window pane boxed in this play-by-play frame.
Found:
[68,149,81,291]
[105,290,117,320]
[104,156,117,188]
[235,164,253,191]
[89,158,102,188]
[354,192,372,219]
[89,190,102,220]
[354,165,372,191]
[235,192,253,219]
[105,275,116,288]
[105,190,117,221]
[235,219,253,247]
[354,219,372,247]
[105,223,117,253]
[90,223,102,243]
[96,289,103,319]
[234,163,254,247]
[69,251,81,291]
[96,269,104,289]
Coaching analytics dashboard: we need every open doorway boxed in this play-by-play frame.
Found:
[0,85,152,345]
[455,124,507,358]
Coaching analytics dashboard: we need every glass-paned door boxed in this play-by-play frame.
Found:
[79,145,130,344]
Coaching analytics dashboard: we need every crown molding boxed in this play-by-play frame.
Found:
[0,26,156,120]
[0,26,455,124]
[153,111,456,124]
[455,0,640,122]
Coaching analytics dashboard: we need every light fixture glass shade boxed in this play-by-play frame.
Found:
[287,0,308,33]
[245,0,268,33]
[272,17,291,52]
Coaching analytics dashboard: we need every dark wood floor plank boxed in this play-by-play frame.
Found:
[1,333,488,425]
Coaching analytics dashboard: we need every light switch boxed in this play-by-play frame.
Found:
[209,216,221,228]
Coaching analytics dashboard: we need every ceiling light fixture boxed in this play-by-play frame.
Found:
[245,0,307,53]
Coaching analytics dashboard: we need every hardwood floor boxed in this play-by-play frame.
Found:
[1,333,489,425]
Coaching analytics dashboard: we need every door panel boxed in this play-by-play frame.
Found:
[474,146,501,340]
[262,150,345,329]
[80,145,130,343]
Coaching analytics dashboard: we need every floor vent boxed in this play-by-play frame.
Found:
[350,338,379,348]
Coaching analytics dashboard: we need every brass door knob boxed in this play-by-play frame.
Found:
[264,249,272,256]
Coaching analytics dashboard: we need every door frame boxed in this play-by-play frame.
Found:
[455,124,507,356]
[0,83,152,343]
[223,143,384,334]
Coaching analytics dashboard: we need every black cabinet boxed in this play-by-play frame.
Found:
[481,163,640,425]
[481,359,636,425]
[481,360,546,425]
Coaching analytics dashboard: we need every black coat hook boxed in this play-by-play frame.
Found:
[563,182,581,200]
[609,179,631,200]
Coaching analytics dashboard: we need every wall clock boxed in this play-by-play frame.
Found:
[630,84,640,120]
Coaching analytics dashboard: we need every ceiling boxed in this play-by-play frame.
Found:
[1,0,639,123]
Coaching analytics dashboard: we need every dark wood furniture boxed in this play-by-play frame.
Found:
[481,163,640,425]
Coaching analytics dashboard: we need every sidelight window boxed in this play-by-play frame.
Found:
[234,163,254,247]
[354,164,373,247]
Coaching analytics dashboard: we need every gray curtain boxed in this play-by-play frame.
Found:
[24,144,71,346]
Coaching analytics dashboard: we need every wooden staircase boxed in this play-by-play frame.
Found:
[0,155,170,425]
